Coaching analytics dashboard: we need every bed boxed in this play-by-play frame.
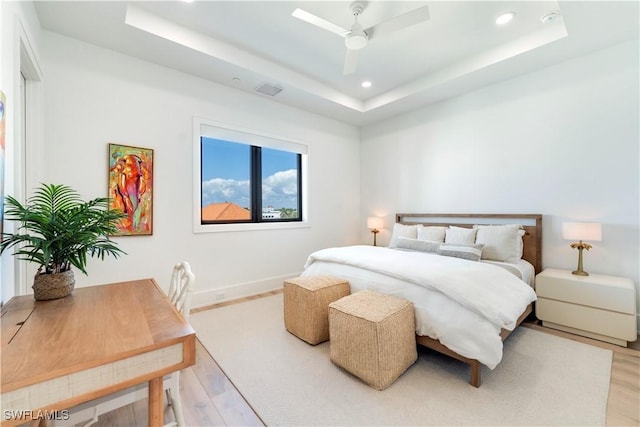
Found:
[302,213,542,387]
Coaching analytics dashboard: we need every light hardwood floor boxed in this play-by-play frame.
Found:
[79,292,639,427]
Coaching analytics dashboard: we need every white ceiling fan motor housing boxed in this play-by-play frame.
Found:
[345,1,368,50]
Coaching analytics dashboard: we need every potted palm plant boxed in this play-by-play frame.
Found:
[0,183,126,300]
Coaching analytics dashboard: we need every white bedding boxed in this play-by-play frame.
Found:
[481,259,535,287]
[302,245,537,369]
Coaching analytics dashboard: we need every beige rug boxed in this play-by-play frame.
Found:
[190,294,612,426]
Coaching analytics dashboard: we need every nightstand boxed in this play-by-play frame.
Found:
[536,268,637,346]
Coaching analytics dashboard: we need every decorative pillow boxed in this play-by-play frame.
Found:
[417,226,447,243]
[437,243,484,261]
[444,226,477,245]
[474,224,523,262]
[388,223,418,248]
[396,237,440,253]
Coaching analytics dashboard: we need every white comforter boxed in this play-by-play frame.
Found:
[302,245,537,369]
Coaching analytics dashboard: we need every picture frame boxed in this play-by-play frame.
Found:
[108,143,154,236]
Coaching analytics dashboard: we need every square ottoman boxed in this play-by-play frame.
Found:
[329,290,417,390]
[284,275,350,345]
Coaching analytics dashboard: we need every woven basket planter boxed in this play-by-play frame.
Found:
[33,269,75,300]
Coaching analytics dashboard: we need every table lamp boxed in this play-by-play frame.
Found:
[562,222,602,276]
[367,216,384,246]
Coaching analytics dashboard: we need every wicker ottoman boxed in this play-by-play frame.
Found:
[284,275,350,345]
[329,290,417,390]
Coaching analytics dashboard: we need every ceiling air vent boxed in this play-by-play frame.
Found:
[255,82,283,96]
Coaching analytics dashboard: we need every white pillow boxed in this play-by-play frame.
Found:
[444,226,477,245]
[474,224,523,262]
[396,237,440,253]
[438,243,484,261]
[388,223,418,248]
[417,226,446,243]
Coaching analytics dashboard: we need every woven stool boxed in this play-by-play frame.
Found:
[284,275,350,345]
[329,290,417,390]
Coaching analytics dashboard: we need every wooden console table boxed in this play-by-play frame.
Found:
[1,278,196,426]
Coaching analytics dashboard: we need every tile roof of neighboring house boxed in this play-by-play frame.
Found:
[202,202,250,221]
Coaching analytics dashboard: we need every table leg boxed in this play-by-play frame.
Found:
[148,376,163,427]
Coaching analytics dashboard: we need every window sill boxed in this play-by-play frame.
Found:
[193,221,311,234]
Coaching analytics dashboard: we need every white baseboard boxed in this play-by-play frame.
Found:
[191,272,301,309]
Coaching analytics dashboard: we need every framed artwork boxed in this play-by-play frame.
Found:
[108,143,153,236]
[0,91,5,236]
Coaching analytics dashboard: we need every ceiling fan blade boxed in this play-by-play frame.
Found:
[343,49,358,75]
[365,5,430,41]
[292,8,348,37]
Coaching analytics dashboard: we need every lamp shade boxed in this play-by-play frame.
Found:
[562,222,602,241]
[367,216,384,230]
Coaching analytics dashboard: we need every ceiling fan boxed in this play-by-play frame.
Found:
[292,1,430,75]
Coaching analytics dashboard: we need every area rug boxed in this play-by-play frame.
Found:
[190,295,612,426]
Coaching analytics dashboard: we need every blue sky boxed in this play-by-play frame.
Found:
[201,138,298,209]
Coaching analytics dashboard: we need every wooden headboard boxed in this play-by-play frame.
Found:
[396,213,543,274]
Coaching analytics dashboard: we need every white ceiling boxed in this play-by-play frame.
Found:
[34,1,639,126]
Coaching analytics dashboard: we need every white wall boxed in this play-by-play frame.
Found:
[36,31,361,306]
[361,40,640,324]
[0,1,43,303]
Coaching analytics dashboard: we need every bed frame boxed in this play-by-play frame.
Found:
[396,213,543,387]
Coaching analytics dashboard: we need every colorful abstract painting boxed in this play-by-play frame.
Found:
[108,143,153,235]
[0,91,5,236]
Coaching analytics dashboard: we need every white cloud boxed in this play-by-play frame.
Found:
[202,177,250,207]
[262,169,298,207]
[202,169,298,209]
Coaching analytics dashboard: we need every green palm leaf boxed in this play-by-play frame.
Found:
[0,183,126,275]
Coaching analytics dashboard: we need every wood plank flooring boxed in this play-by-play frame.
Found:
[79,292,639,426]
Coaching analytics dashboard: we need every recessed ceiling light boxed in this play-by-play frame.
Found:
[361,81,372,88]
[496,12,516,25]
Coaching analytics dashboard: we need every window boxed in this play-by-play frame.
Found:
[194,119,308,232]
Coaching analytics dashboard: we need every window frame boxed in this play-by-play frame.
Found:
[193,118,309,233]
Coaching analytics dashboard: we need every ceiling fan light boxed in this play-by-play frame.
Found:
[345,33,367,50]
